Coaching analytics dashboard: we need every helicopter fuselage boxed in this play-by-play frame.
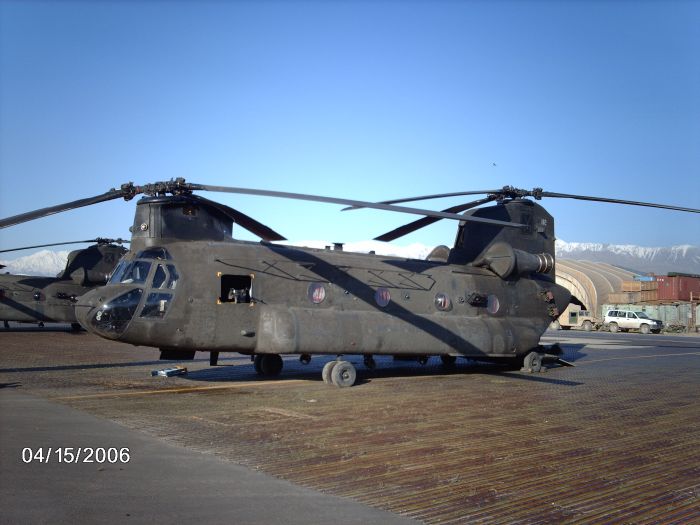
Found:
[75,239,570,360]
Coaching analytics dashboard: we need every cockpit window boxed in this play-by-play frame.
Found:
[167,265,179,289]
[92,288,143,335]
[152,265,167,289]
[140,292,173,318]
[109,260,152,285]
[136,247,172,260]
[151,264,179,289]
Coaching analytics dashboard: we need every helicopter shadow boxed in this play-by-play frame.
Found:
[183,355,584,387]
[1,324,83,333]
[554,343,587,363]
[0,358,217,375]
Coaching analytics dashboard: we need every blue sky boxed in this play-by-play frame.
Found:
[1,0,698,259]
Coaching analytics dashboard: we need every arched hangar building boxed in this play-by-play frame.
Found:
[554,260,699,330]
[554,260,635,328]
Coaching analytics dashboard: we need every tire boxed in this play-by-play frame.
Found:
[609,322,619,333]
[639,324,650,335]
[259,354,283,377]
[582,320,592,331]
[522,352,543,373]
[331,361,356,388]
[440,355,457,367]
[322,361,337,384]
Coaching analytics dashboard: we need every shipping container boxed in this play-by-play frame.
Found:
[622,280,657,292]
[607,292,641,304]
[655,275,700,301]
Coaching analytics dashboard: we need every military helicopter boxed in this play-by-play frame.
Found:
[1,179,697,386]
[0,239,127,330]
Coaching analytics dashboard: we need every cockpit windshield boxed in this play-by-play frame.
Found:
[108,248,177,288]
[93,248,179,336]
[109,260,152,285]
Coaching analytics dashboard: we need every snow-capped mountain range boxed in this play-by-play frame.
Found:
[1,241,698,277]
[554,240,700,274]
[1,250,71,277]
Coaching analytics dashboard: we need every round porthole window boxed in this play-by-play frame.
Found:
[374,287,391,307]
[308,283,326,304]
[435,293,452,311]
[487,294,500,314]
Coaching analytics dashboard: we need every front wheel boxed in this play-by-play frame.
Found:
[255,354,283,377]
[639,324,650,335]
[582,320,593,331]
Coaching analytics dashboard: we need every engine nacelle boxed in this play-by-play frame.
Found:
[474,242,553,279]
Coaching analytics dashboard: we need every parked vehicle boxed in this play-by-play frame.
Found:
[603,309,663,334]
[551,309,599,331]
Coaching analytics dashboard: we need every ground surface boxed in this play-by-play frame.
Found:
[1,326,699,524]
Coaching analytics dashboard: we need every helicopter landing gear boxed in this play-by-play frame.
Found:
[331,361,356,388]
[300,354,312,364]
[210,352,219,366]
[363,355,376,370]
[440,355,457,368]
[70,323,82,332]
[521,351,544,373]
[322,359,357,387]
[322,360,337,384]
[417,356,429,365]
[253,354,283,377]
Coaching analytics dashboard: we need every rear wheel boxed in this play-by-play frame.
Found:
[609,322,619,333]
[522,351,543,373]
[331,361,357,388]
[582,320,593,331]
[322,360,337,384]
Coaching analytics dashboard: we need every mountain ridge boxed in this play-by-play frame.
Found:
[2,241,698,277]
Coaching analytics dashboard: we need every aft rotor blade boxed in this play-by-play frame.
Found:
[342,190,502,211]
[374,196,498,242]
[0,238,129,254]
[540,191,700,214]
[193,195,286,241]
[192,183,526,229]
[0,188,127,229]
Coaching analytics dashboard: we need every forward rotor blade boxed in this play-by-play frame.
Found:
[0,188,127,229]
[192,195,286,241]
[192,183,526,230]
[540,191,700,214]
[374,196,498,242]
[0,238,128,254]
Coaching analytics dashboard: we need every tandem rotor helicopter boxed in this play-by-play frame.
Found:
[0,239,127,329]
[1,179,697,386]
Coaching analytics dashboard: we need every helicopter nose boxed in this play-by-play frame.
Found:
[75,288,102,334]
[76,286,143,339]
